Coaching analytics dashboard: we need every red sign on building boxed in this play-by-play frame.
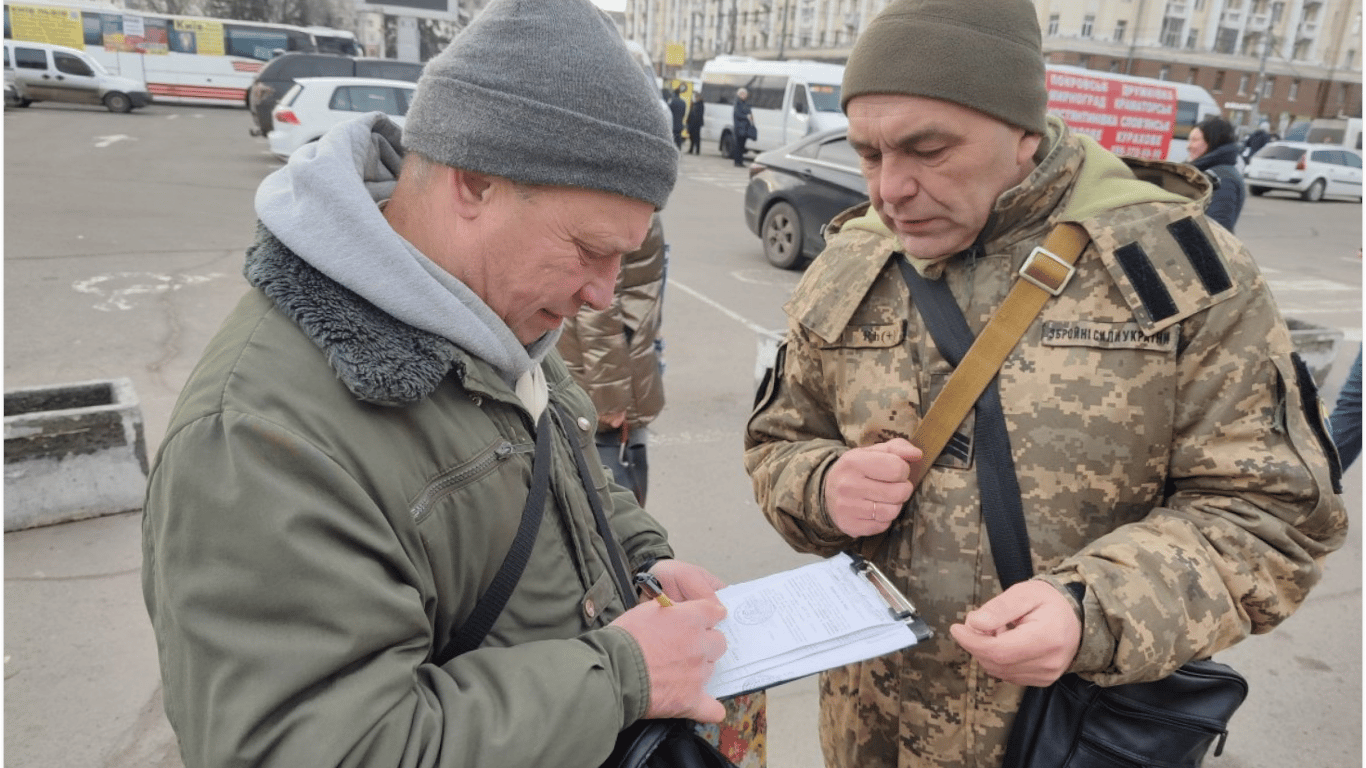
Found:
[1046,69,1177,160]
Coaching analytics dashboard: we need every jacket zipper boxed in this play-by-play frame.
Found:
[410,440,534,522]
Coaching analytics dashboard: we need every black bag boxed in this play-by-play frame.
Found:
[901,258,1249,768]
[746,122,757,141]
[1005,660,1248,767]
[604,719,736,768]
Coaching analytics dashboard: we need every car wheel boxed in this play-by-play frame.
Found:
[17,98,31,108]
[761,201,806,270]
[103,91,133,113]
[719,131,733,158]
[1249,185,1267,196]
[1301,178,1326,202]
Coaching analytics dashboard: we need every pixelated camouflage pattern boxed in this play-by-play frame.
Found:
[743,120,1347,768]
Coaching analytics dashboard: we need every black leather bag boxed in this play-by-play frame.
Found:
[1005,659,1248,767]
[603,719,736,768]
[902,259,1250,768]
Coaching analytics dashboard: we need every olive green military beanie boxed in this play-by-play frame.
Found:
[402,0,677,209]
[841,0,1048,135]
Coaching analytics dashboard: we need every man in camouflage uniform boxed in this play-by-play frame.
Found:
[743,1,1348,766]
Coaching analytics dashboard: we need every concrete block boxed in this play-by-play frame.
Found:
[4,378,149,532]
[1287,318,1345,387]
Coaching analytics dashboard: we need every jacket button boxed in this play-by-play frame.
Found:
[577,417,591,431]
[584,598,597,619]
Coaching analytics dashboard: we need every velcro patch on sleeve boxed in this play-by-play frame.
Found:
[1092,207,1241,334]
[1167,217,1233,296]
[1114,242,1178,323]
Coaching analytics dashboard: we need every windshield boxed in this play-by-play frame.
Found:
[810,83,842,112]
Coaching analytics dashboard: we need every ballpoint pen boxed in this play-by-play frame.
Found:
[633,571,674,607]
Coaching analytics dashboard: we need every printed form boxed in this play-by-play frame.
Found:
[706,552,932,699]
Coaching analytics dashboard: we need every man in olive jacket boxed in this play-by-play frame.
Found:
[141,2,728,767]
[743,1,1347,766]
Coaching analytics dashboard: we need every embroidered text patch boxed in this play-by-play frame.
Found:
[1041,320,1178,352]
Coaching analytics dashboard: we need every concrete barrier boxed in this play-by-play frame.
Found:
[1287,318,1345,387]
[4,378,149,531]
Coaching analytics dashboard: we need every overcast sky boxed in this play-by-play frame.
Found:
[592,0,627,12]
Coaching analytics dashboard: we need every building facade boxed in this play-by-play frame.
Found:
[622,0,1362,132]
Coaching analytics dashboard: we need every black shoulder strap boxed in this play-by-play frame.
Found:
[449,410,554,657]
[897,257,1034,588]
[552,402,637,603]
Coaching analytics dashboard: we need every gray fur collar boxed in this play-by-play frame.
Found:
[243,222,463,406]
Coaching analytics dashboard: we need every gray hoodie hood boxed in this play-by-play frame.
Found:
[253,112,556,384]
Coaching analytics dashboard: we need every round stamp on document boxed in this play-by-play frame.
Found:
[734,595,777,625]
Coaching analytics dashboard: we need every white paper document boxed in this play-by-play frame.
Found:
[706,552,933,699]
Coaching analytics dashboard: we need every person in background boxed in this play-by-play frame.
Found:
[743,0,1347,765]
[732,87,753,167]
[141,2,731,767]
[1187,115,1246,232]
[1331,345,1362,470]
[687,91,705,155]
[1242,120,1275,162]
[1331,250,1362,471]
[558,213,668,505]
[668,87,687,150]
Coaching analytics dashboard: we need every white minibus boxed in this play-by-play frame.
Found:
[698,56,846,158]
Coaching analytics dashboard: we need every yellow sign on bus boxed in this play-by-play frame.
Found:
[8,4,84,50]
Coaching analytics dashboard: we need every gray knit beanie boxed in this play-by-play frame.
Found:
[841,0,1048,135]
[402,0,677,209]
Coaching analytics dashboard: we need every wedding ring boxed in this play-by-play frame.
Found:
[871,500,879,519]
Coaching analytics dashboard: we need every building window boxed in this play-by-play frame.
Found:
[1347,49,1359,68]
[1215,27,1238,54]
[1187,67,1199,84]
[1082,14,1095,37]
[1159,64,1171,80]
[1110,60,1121,72]
[1290,78,1299,100]
[1079,54,1092,68]
[1238,73,1249,94]
[1114,19,1127,42]
[1195,0,1206,9]
[1271,1,1284,22]
[1161,17,1184,47]
[1262,76,1275,98]
[1213,70,1225,91]
[1048,13,1059,35]
[1187,28,1199,48]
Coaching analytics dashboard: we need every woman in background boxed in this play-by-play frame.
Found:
[1187,116,1246,232]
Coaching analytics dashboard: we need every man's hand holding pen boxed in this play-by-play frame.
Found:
[610,559,729,723]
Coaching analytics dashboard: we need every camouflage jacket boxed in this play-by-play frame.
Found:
[743,118,1347,768]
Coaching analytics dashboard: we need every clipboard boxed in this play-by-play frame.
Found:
[704,552,933,699]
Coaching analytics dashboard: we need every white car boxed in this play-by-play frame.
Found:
[268,76,416,159]
[1244,141,1363,202]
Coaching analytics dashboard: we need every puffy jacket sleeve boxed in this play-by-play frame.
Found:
[1038,231,1347,685]
[142,411,649,768]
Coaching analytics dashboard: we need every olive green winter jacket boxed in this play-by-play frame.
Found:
[142,226,673,768]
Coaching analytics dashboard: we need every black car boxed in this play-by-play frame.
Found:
[743,128,867,269]
[248,53,424,137]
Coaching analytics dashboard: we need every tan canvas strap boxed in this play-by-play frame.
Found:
[908,222,1090,486]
